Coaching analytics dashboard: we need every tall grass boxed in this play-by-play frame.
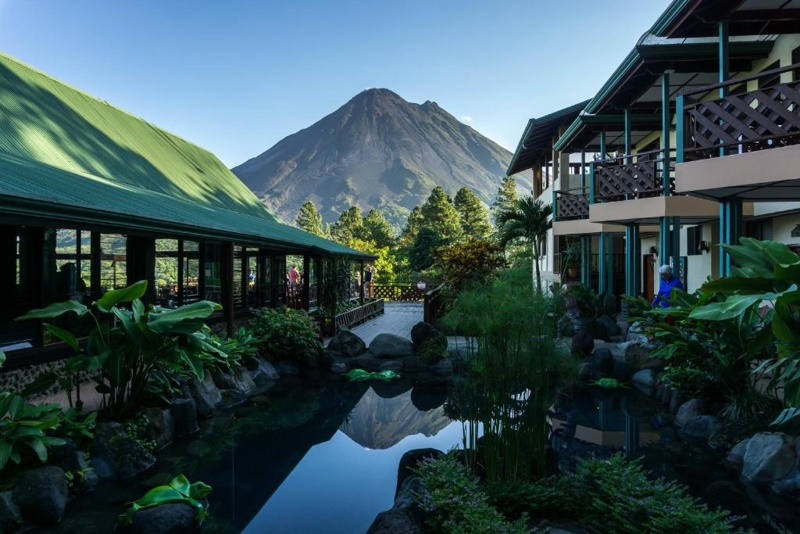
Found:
[444,264,562,482]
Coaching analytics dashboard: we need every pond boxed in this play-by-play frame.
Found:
[52,379,462,533]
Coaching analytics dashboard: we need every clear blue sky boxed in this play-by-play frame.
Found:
[0,0,671,167]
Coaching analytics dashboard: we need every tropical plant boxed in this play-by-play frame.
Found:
[414,453,529,534]
[688,239,800,425]
[454,186,493,240]
[249,307,321,364]
[117,474,212,527]
[319,257,353,316]
[433,239,507,294]
[17,281,225,419]
[496,196,552,295]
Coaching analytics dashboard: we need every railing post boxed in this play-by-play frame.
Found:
[598,232,607,295]
[624,108,632,164]
[671,216,681,279]
[599,130,606,160]
[589,163,596,204]
[580,150,586,191]
[675,94,685,164]
[552,189,558,222]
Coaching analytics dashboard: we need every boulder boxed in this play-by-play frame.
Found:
[350,354,383,372]
[631,369,655,395]
[170,397,199,439]
[626,321,649,343]
[726,439,751,470]
[416,360,454,388]
[122,502,200,534]
[46,438,83,473]
[410,322,435,347]
[12,466,68,527]
[0,491,21,533]
[680,415,721,440]
[597,315,621,338]
[410,387,448,412]
[742,433,796,483]
[668,388,682,414]
[219,389,248,409]
[399,356,424,373]
[675,398,703,427]
[329,356,349,375]
[577,361,592,380]
[211,370,238,391]
[232,365,256,395]
[395,448,443,500]
[617,341,654,370]
[91,422,156,480]
[367,508,421,534]
[328,330,367,357]
[571,329,594,357]
[379,361,403,373]
[250,357,280,382]
[369,334,415,359]
[591,348,615,377]
[142,408,175,451]
[189,371,223,418]
[616,321,629,340]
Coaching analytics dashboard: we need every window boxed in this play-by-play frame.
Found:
[793,46,800,82]
[203,244,223,304]
[99,233,127,295]
[760,61,780,90]
[746,220,773,241]
[686,226,703,256]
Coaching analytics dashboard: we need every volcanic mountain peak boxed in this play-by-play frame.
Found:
[232,89,528,226]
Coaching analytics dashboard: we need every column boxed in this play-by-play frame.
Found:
[625,223,641,297]
[719,198,743,277]
[598,232,607,294]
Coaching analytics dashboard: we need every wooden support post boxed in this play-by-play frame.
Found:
[222,242,234,337]
[91,231,102,302]
[302,255,310,310]
[198,242,207,301]
[177,240,185,306]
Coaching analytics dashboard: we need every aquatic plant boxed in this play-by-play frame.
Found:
[344,369,400,382]
[17,281,224,419]
[487,454,745,533]
[414,453,528,534]
[117,474,212,527]
[249,307,321,364]
[445,264,562,482]
[588,378,629,389]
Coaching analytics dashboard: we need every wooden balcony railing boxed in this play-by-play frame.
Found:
[554,189,589,220]
[554,252,625,275]
[594,149,674,203]
[680,62,800,161]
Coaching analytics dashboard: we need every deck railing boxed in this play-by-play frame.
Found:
[679,62,800,161]
[423,284,446,324]
[554,188,589,220]
[594,149,674,202]
[372,283,428,302]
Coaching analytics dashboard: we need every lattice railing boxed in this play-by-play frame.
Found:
[682,63,800,161]
[555,190,589,220]
[595,150,672,202]
[372,284,427,301]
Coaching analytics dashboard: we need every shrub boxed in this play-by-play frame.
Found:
[418,333,447,365]
[414,453,528,534]
[249,307,321,364]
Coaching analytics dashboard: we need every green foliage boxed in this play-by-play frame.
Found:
[418,334,447,365]
[17,281,225,419]
[496,196,552,294]
[434,239,507,294]
[409,227,445,272]
[0,393,65,471]
[362,209,395,248]
[445,265,562,481]
[319,257,353,316]
[344,369,400,382]
[568,285,615,319]
[330,206,367,243]
[414,453,528,534]
[249,307,321,364]
[589,378,629,389]
[420,186,463,241]
[491,175,518,226]
[295,200,326,237]
[210,327,263,370]
[117,474,212,527]
[454,187,492,240]
[688,239,800,426]
[347,238,396,283]
[487,455,743,533]
[55,408,97,448]
[643,289,778,423]
[398,205,425,248]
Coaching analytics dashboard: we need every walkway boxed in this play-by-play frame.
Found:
[349,302,423,345]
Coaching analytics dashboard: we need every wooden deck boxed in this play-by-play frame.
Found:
[348,302,423,345]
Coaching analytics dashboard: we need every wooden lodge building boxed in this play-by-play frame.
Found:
[0,52,372,368]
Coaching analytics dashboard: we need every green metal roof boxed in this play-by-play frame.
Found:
[506,100,589,175]
[0,53,371,259]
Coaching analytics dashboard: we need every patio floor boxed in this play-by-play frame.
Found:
[347,301,423,345]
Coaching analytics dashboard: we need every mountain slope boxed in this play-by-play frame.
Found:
[232,88,529,224]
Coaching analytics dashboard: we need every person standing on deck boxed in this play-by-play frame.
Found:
[652,264,683,308]
[289,265,300,286]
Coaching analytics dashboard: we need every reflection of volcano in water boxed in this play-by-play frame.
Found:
[341,387,452,449]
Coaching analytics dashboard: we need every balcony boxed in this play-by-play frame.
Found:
[594,150,673,202]
[675,63,800,201]
[554,189,589,220]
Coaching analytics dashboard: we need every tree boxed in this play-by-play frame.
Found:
[496,196,552,295]
[492,176,518,225]
[330,206,366,244]
[409,227,445,272]
[434,239,507,293]
[399,205,425,248]
[420,186,462,241]
[363,209,395,249]
[454,187,492,239]
[348,237,396,283]
[295,201,326,237]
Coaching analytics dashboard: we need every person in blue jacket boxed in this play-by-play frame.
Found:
[652,264,683,308]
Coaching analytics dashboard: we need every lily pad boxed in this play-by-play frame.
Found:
[345,369,401,382]
[589,378,629,389]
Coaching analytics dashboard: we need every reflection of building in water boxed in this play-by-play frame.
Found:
[341,385,451,449]
[549,389,659,454]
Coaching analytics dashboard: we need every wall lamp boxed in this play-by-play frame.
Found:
[649,246,658,256]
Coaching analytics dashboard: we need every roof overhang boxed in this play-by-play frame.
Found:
[553,219,625,236]
[589,195,723,225]
[652,0,800,38]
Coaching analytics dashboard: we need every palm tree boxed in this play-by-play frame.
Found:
[496,196,553,294]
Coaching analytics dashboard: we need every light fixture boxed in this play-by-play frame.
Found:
[699,240,710,253]
[649,246,658,256]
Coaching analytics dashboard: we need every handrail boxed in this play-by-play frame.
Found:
[595,148,675,166]
[555,188,588,195]
[680,62,800,99]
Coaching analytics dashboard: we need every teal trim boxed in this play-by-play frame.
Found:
[649,0,692,36]
[659,217,669,270]
[662,71,671,196]
[598,232,607,294]
[720,198,743,276]
[552,189,558,222]
[581,236,592,287]
[624,108,632,163]
[589,163,596,204]
[719,20,730,96]
[625,223,641,296]
[676,94,685,163]
[671,216,681,276]
[599,130,607,159]
[607,235,615,295]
